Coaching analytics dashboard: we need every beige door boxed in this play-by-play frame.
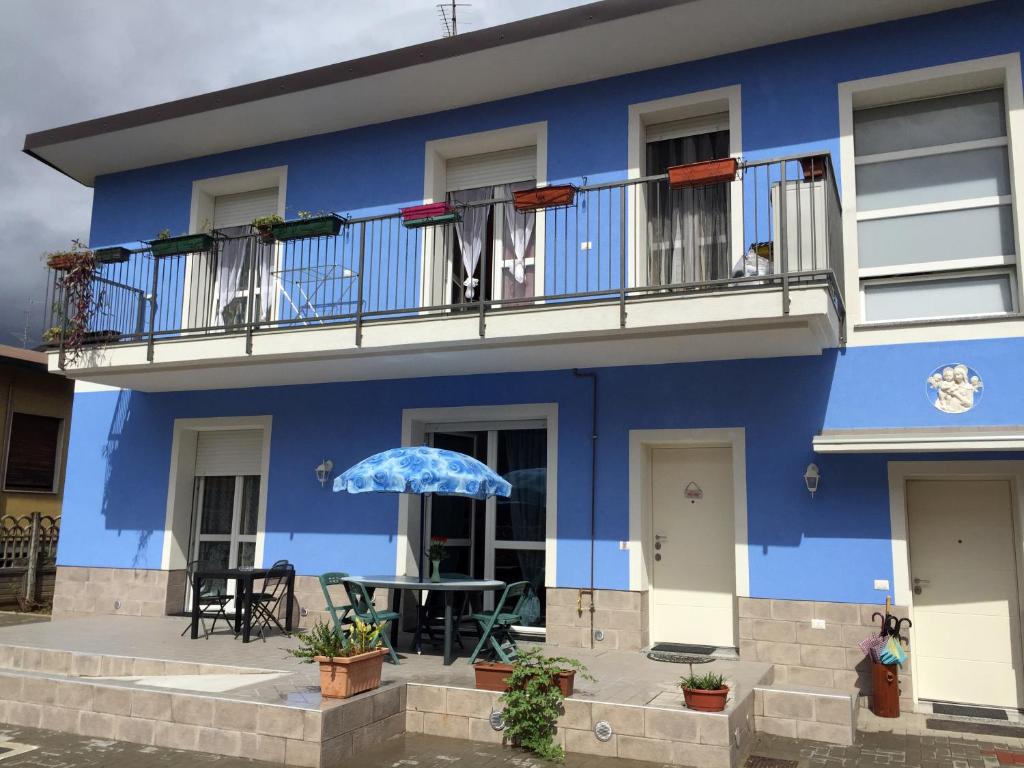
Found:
[650,446,736,646]
[907,479,1024,708]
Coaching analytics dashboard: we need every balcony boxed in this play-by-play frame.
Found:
[45,153,845,391]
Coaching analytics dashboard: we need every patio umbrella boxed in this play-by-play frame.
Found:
[333,446,512,651]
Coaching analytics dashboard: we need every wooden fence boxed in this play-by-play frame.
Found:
[0,513,60,609]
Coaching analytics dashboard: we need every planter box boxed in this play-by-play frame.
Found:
[149,233,215,258]
[800,154,829,181]
[401,203,460,229]
[682,686,729,712]
[315,648,387,699]
[473,662,576,697]
[46,252,93,271]
[513,184,576,212]
[270,214,345,241]
[254,225,277,245]
[93,246,132,264]
[403,212,460,229]
[667,158,738,189]
[44,330,122,350]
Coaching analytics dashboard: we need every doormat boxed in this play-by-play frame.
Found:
[744,757,799,768]
[0,743,38,761]
[932,702,1009,720]
[650,643,717,655]
[925,719,1024,738]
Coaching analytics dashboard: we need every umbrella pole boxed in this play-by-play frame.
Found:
[414,493,426,655]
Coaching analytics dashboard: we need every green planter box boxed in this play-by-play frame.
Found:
[148,233,215,258]
[93,246,132,264]
[270,214,345,241]
[402,212,460,229]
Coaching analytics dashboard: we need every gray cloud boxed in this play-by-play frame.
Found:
[0,0,586,347]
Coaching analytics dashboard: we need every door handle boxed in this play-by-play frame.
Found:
[913,577,929,595]
[655,534,669,541]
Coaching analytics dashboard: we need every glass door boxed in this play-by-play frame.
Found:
[188,474,260,610]
[426,425,547,631]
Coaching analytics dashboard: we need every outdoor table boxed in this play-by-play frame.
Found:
[344,575,505,665]
[190,566,296,643]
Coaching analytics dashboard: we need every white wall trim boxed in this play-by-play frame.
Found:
[626,85,742,288]
[397,403,557,587]
[627,428,749,597]
[160,415,272,573]
[420,122,548,307]
[838,53,1024,344]
[188,166,288,233]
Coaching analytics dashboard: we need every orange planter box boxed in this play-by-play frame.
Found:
[667,158,737,189]
[682,685,729,712]
[473,662,576,696]
[513,184,577,211]
[315,649,387,699]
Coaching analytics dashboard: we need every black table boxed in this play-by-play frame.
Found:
[190,566,296,643]
[345,575,504,665]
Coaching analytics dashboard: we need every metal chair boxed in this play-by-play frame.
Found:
[181,559,232,639]
[248,560,294,642]
[318,572,352,630]
[342,579,401,664]
[467,581,531,664]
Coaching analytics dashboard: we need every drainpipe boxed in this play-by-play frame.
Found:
[573,369,597,649]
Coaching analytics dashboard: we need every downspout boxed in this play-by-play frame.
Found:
[573,369,597,649]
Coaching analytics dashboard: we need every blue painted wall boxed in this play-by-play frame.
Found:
[58,336,1024,604]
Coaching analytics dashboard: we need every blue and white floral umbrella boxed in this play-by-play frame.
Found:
[333,446,511,499]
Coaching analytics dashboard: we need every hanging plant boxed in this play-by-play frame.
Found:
[45,240,100,366]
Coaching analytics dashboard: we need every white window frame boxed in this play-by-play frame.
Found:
[858,266,1019,326]
[627,85,743,289]
[420,123,548,308]
[183,167,288,331]
[839,54,1024,340]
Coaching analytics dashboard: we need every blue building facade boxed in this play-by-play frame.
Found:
[30,0,1024,711]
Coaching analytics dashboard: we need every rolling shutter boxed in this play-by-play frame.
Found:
[445,146,537,192]
[645,113,729,143]
[194,430,263,477]
[212,187,279,229]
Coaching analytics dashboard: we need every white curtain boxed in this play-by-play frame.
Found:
[216,225,273,325]
[452,187,494,300]
[498,183,535,284]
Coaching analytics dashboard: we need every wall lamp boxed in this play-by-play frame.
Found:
[804,463,821,497]
[315,459,334,487]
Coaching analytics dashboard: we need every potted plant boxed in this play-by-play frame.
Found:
[667,157,738,189]
[252,214,284,244]
[499,648,593,760]
[46,242,94,272]
[512,184,577,212]
[149,228,215,258]
[288,619,388,699]
[680,671,729,712]
[270,211,346,241]
[427,535,447,583]
[44,241,102,367]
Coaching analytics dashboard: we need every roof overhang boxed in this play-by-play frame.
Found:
[24,0,986,186]
[813,426,1024,454]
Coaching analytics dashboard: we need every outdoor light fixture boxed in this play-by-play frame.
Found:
[315,459,334,487]
[804,463,821,497]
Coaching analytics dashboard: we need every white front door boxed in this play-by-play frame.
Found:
[650,446,736,646]
[907,479,1024,708]
[189,474,260,609]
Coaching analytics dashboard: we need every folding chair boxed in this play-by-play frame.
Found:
[318,572,352,630]
[342,579,401,665]
[468,581,531,664]
[249,560,294,642]
[181,559,233,639]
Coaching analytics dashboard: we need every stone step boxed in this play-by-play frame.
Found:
[753,683,857,745]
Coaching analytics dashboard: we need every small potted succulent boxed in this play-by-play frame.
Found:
[289,619,388,699]
[680,671,729,712]
[427,535,447,583]
[252,214,284,244]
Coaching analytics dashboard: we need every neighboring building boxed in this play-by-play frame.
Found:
[0,344,72,607]
[23,0,1024,713]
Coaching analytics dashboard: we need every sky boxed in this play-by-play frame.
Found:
[0,0,589,348]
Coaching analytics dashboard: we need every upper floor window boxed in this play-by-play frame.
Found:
[855,88,1016,323]
[4,412,63,493]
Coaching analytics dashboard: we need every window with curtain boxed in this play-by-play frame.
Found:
[4,413,62,492]
[854,88,1016,322]
[645,121,731,286]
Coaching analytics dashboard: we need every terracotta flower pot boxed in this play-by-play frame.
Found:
[473,662,576,696]
[47,252,93,271]
[667,158,737,189]
[315,648,387,699]
[256,225,276,244]
[682,686,729,712]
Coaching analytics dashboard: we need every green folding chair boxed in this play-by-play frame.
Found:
[318,572,352,631]
[343,579,401,665]
[467,581,531,664]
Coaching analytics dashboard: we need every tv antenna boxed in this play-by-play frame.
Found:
[437,2,470,37]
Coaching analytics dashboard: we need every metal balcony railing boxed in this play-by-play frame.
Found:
[46,152,844,368]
